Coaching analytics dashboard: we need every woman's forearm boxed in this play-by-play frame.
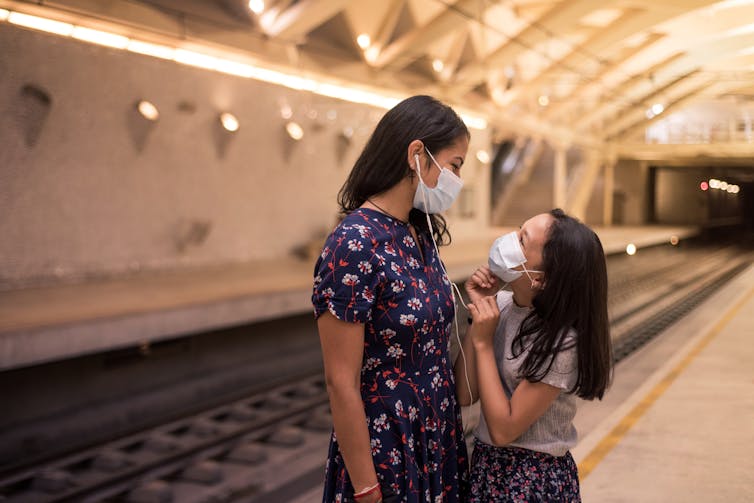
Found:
[326,383,378,492]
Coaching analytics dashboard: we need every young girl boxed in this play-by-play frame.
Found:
[454,209,613,502]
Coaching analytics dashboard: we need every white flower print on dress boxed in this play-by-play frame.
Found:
[423,339,436,355]
[407,297,422,310]
[440,397,450,412]
[399,314,416,326]
[379,328,396,339]
[357,261,372,274]
[417,279,427,292]
[408,406,418,421]
[387,344,404,358]
[361,286,374,303]
[403,235,415,248]
[342,273,360,286]
[384,243,396,256]
[407,256,420,269]
[347,239,363,252]
[363,357,382,370]
[385,379,397,390]
[390,262,403,274]
[388,448,402,465]
[391,280,405,293]
[395,400,404,415]
[373,413,390,432]
[375,254,386,266]
[431,372,442,390]
[370,437,382,455]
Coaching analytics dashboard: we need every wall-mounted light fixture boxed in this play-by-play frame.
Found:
[286,121,304,140]
[248,0,264,15]
[128,99,158,151]
[219,112,240,132]
[136,100,159,121]
[357,33,371,50]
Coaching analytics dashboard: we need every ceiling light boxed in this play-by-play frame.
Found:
[0,9,9,21]
[174,49,218,70]
[286,121,304,140]
[538,95,550,107]
[72,26,128,48]
[476,150,490,164]
[219,112,240,132]
[248,0,264,14]
[700,181,709,191]
[365,46,380,64]
[127,40,174,59]
[357,33,371,49]
[720,181,729,190]
[626,243,637,256]
[136,100,159,121]
[432,59,444,73]
[8,11,73,36]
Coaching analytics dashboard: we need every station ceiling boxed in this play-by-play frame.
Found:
[5,0,754,158]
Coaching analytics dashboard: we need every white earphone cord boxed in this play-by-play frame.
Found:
[415,152,474,404]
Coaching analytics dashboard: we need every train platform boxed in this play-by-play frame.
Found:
[0,224,697,371]
[572,262,754,502]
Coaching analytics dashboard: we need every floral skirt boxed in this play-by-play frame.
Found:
[468,439,581,502]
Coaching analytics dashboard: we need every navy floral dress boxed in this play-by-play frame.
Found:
[312,208,469,502]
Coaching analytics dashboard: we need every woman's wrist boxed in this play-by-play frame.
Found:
[354,481,382,501]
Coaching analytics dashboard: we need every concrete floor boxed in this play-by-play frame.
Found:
[575,264,754,502]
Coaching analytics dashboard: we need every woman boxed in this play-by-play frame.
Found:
[455,209,613,502]
[312,95,471,502]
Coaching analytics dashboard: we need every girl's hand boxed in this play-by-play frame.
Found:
[464,266,501,304]
[467,296,500,350]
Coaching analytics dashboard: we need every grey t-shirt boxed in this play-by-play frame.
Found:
[475,291,578,457]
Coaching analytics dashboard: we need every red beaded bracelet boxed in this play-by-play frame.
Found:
[354,482,381,500]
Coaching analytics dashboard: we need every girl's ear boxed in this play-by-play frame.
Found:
[531,275,545,291]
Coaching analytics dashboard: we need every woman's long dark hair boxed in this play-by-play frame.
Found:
[512,209,613,400]
[337,95,469,245]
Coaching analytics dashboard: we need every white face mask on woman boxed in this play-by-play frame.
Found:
[412,148,463,214]
[488,231,543,284]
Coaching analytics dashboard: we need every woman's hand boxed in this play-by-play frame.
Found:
[465,266,501,304]
[468,296,500,350]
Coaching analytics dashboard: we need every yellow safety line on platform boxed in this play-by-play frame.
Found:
[578,286,754,480]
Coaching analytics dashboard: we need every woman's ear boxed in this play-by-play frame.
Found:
[406,139,425,172]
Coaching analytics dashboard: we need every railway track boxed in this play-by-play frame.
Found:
[1,245,750,502]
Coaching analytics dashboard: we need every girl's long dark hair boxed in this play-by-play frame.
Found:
[512,209,613,400]
[337,95,469,245]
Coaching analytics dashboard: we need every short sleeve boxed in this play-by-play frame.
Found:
[312,222,383,324]
[538,331,578,391]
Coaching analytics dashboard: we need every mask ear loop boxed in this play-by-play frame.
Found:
[415,151,474,403]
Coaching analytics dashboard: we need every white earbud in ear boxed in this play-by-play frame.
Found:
[414,153,420,171]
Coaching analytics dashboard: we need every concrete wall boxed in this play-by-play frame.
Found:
[612,160,650,225]
[0,25,491,288]
[655,168,708,224]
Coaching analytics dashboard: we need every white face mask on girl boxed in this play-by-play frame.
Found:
[488,231,543,285]
[412,148,463,214]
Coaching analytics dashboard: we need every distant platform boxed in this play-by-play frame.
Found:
[0,225,698,371]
